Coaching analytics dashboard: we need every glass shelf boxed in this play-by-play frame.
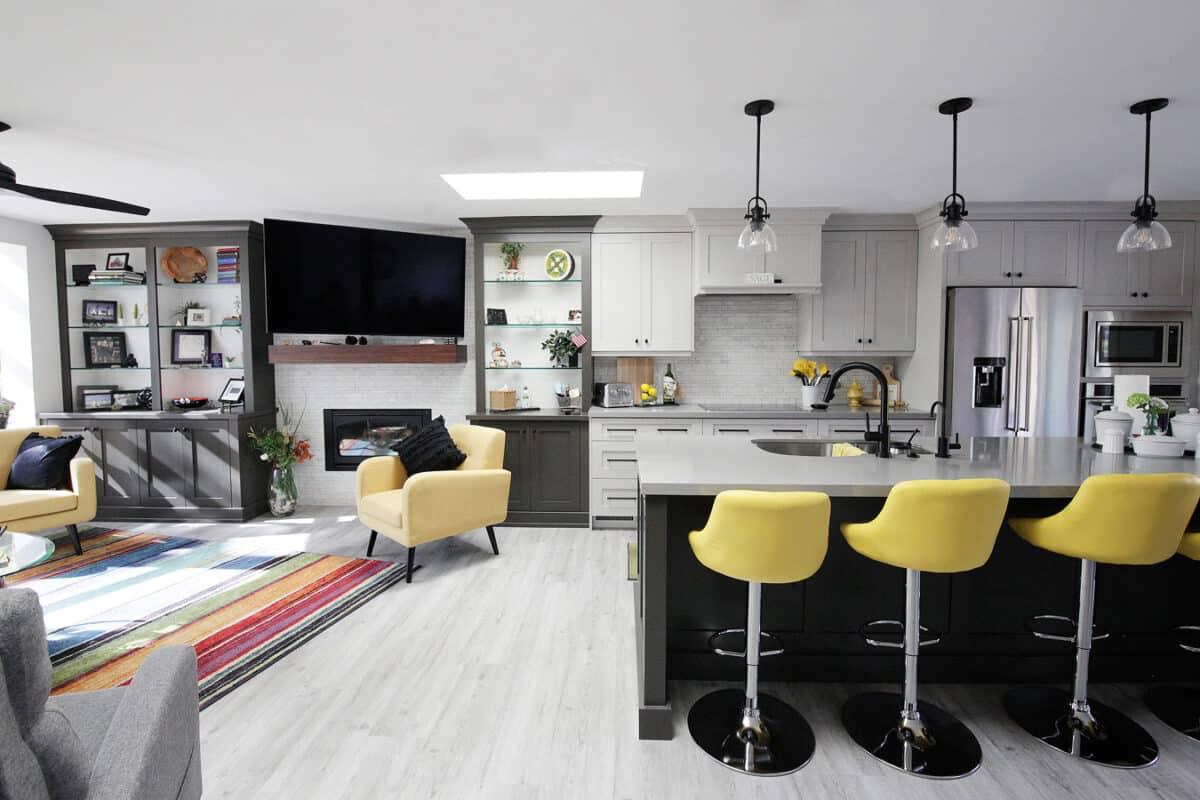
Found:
[485,323,582,328]
[69,325,152,330]
[65,283,148,290]
[483,280,581,285]
[161,322,243,329]
[70,366,150,371]
[160,365,244,370]
[485,366,581,371]
[157,282,241,288]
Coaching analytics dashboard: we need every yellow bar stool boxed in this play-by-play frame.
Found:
[1144,530,1200,741]
[841,478,1011,779]
[687,489,831,776]
[1005,473,1200,768]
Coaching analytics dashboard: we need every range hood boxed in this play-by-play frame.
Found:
[687,207,834,295]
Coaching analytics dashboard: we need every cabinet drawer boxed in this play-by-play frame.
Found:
[591,478,639,518]
[590,443,639,478]
[704,420,815,438]
[593,419,700,441]
[817,418,933,437]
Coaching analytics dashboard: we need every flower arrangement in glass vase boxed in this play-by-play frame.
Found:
[1127,392,1169,437]
[247,406,313,517]
[791,358,829,410]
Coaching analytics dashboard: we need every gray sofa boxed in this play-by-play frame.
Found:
[0,588,202,799]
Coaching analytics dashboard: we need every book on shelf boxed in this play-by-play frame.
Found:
[87,269,146,285]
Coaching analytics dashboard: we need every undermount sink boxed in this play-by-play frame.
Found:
[752,438,929,457]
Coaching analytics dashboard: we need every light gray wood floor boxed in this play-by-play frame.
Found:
[91,509,1200,799]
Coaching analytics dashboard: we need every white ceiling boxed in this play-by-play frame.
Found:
[2,0,1199,228]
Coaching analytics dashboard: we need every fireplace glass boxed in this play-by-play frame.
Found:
[323,408,432,470]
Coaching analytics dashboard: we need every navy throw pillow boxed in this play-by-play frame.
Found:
[391,416,466,475]
[7,433,84,490]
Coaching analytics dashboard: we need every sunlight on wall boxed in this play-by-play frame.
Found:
[0,240,35,427]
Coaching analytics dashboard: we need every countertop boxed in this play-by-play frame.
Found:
[588,403,935,420]
[636,436,1200,498]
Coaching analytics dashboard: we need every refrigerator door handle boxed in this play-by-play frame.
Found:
[1006,316,1021,432]
[1021,316,1034,432]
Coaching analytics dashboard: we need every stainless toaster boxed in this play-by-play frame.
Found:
[594,382,635,408]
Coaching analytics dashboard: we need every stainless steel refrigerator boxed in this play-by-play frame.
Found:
[945,287,1082,437]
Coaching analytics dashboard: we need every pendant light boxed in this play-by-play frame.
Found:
[1117,98,1172,253]
[930,97,978,253]
[737,99,778,253]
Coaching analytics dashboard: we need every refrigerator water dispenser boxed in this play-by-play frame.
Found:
[973,357,1006,408]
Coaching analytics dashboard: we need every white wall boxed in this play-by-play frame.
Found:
[0,215,61,426]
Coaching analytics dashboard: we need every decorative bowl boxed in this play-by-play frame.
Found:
[171,397,209,410]
[1170,408,1200,449]
[1131,435,1187,459]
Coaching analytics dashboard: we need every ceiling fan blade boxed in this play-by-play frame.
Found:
[5,181,149,215]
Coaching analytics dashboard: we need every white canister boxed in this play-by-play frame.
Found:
[1101,429,1126,454]
[1093,408,1134,445]
[1172,408,1200,445]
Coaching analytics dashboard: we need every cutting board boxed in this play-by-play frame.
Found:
[616,357,655,390]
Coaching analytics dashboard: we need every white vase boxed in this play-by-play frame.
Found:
[798,384,818,410]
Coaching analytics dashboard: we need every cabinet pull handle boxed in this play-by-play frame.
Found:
[607,457,638,463]
[609,427,636,433]
[657,427,688,433]
[611,496,637,502]
[771,429,806,434]
[719,428,751,433]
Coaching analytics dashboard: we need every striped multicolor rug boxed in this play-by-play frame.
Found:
[7,528,408,708]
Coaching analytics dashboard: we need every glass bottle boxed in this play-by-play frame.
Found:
[662,363,678,405]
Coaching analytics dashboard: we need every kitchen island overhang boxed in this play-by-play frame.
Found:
[633,436,1200,740]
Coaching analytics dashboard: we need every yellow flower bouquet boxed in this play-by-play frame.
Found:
[791,358,829,387]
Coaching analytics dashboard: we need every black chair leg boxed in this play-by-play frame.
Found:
[366,530,378,557]
[487,525,499,556]
[66,524,82,556]
[406,546,416,583]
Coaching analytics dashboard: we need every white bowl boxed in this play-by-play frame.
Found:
[1171,408,1200,447]
[1131,435,1188,459]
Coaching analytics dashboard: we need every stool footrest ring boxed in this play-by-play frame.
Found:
[1024,614,1109,644]
[857,619,941,649]
[708,628,784,658]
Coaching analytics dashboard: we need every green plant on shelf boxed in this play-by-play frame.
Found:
[500,242,525,273]
[541,329,579,368]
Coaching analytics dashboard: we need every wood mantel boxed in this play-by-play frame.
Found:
[267,344,467,365]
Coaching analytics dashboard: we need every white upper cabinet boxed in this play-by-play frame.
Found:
[808,230,918,353]
[946,220,1079,287]
[592,232,693,355]
[688,208,832,294]
[1082,219,1194,307]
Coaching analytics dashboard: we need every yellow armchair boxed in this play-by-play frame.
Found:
[356,423,510,582]
[0,426,98,555]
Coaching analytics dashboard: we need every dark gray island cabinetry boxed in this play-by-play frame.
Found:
[40,410,274,521]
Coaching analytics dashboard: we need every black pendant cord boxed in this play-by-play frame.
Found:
[1143,110,1151,202]
[754,111,762,206]
[937,97,972,222]
[951,110,958,199]
[742,99,774,220]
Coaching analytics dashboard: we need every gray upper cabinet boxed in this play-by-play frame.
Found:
[947,221,1079,287]
[1082,219,1194,307]
[809,230,917,353]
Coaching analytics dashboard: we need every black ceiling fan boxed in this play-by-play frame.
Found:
[0,121,149,215]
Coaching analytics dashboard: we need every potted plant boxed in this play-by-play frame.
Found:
[791,358,829,410]
[247,406,314,517]
[541,329,579,368]
[500,242,525,277]
[1128,392,1169,437]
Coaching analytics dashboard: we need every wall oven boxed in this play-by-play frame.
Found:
[1084,310,1189,378]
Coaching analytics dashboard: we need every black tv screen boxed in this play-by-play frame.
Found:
[264,218,466,337]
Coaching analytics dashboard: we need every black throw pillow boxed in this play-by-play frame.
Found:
[7,433,84,490]
[390,416,466,475]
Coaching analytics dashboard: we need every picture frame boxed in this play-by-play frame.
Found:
[567,308,583,323]
[77,384,118,410]
[71,264,95,286]
[171,329,211,364]
[82,299,118,324]
[82,331,128,368]
[209,352,223,368]
[105,252,131,271]
[486,308,508,325]
[82,390,115,411]
[218,377,246,405]
[112,390,144,409]
[185,308,211,326]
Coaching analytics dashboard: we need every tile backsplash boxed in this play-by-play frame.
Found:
[593,294,912,406]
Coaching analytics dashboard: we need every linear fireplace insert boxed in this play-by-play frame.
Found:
[323,408,432,471]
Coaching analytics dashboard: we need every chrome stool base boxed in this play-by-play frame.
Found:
[842,692,982,779]
[1004,686,1159,768]
[1144,685,1200,742]
[688,689,815,776]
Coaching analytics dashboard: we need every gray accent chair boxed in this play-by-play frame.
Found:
[0,588,202,799]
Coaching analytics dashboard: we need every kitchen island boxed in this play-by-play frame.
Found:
[634,436,1200,739]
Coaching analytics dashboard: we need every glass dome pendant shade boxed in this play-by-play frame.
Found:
[738,99,778,253]
[931,97,978,253]
[1118,99,1172,253]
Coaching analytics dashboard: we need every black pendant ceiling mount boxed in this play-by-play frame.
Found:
[737,99,778,253]
[0,121,150,216]
[1117,98,1171,253]
[931,97,978,252]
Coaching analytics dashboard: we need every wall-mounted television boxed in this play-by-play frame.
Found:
[264,218,466,337]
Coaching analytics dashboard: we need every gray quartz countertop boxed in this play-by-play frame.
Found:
[589,403,934,420]
[636,436,1200,498]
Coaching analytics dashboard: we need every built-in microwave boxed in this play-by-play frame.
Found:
[1085,310,1190,378]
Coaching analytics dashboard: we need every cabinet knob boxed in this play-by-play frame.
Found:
[634,338,639,344]
[1131,292,1138,297]
[867,338,873,344]
[1005,272,1013,278]
[1016,272,1024,278]
[1142,292,1149,298]
[645,339,650,345]
[857,338,863,343]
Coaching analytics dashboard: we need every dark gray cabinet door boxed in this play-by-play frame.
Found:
[492,424,531,511]
[528,423,585,512]
[142,424,193,508]
[190,426,233,507]
[52,422,142,508]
